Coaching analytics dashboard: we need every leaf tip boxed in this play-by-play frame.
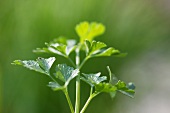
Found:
[11,60,22,65]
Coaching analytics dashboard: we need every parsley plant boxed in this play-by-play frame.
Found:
[12,22,135,113]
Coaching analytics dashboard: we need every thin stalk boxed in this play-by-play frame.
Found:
[79,56,89,69]
[75,46,80,66]
[90,87,93,95]
[48,74,57,83]
[80,96,92,113]
[75,74,80,113]
[64,89,74,113]
[68,57,76,68]
[106,66,112,83]
[74,45,91,113]
[75,46,81,113]
[80,93,99,113]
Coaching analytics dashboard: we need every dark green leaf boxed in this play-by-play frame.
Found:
[12,60,45,74]
[54,64,79,86]
[115,80,135,98]
[107,66,135,98]
[47,64,79,91]
[81,72,107,87]
[81,72,117,95]
[76,21,105,43]
[37,57,56,74]
[12,57,56,75]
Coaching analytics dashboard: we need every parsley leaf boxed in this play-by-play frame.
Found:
[81,72,107,87]
[76,21,105,43]
[12,57,55,75]
[84,40,121,58]
[33,37,76,58]
[54,64,79,87]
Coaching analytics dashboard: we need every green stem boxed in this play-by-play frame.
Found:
[64,89,74,113]
[106,66,112,83]
[90,87,93,95]
[48,74,57,83]
[80,96,92,113]
[79,57,89,69]
[74,45,91,113]
[75,74,80,113]
[68,57,76,68]
[75,46,81,113]
[80,93,99,113]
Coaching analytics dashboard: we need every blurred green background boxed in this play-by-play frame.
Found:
[1,0,170,113]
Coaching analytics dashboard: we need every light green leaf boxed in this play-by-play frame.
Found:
[48,82,64,91]
[12,57,56,75]
[54,45,66,55]
[81,72,107,87]
[54,44,76,56]
[84,40,122,58]
[47,36,76,47]
[75,21,105,43]
[54,64,79,86]
[95,83,117,93]
[89,41,107,55]
[93,48,120,57]
[33,37,76,57]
